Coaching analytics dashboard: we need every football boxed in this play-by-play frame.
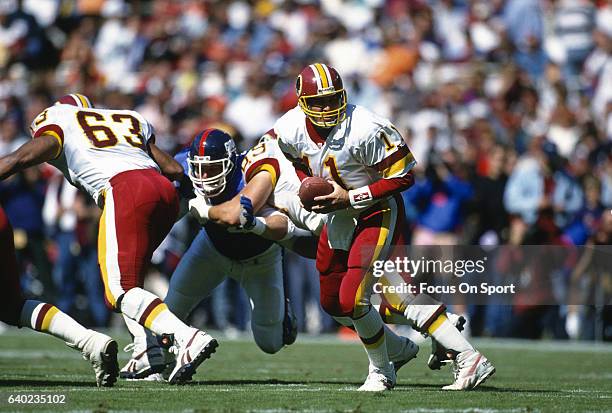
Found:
[299,176,334,211]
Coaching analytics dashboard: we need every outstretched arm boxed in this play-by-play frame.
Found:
[238,196,319,258]
[190,171,275,227]
[0,135,60,181]
[204,171,275,227]
[148,141,184,181]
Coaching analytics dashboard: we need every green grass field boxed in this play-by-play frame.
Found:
[0,330,611,412]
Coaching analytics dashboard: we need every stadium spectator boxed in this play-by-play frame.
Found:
[0,0,609,341]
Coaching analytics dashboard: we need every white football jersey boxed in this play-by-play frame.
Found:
[273,104,416,249]
[30,104,159,205]
[274,104,415,190]
[242,134,325,235]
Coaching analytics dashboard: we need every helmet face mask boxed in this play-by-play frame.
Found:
[298,90,347,128]
[188,129,237,198]
[296,63,347,128]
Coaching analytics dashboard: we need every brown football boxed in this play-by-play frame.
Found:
[299,176,334,211]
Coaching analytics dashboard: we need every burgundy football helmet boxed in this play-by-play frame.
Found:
[296,63,347,128]
[54,93,94,108]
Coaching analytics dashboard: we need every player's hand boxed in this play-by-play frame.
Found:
[311,180,350,213]
[239,195,255,230]
[188,195,211,225]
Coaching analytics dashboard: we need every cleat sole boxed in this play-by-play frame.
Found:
[472,366,496,390]
[99,340,119,387]
[119,362,166,380]
[169,339,218,385]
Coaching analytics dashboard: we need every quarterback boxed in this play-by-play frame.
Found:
[274,63,495,391]
[0,94,217,385]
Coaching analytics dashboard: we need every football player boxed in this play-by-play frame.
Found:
[236,133,470,380]
[273,63,495,391]
[121,128,302,380]
[0,203,118,387]
[190,131,421,374]
[0,94,217,385]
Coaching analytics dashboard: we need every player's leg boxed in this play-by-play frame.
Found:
[374,198,495,390]
[340,198,404,391]
[316,222,396,391]
[121,229,230,381]
[164,230,231,319]
[99,170,217,384]
[378,285,494,389]
[333,315,419,373]
[236,245,288,354]
[377,295,466,368]
[0,206,118,387]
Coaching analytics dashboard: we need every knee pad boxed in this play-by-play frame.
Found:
[252,322,284,354]
[163,289,199,321]
[403,293,446,332]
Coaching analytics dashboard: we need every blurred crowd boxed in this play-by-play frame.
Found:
[0,0,610,340]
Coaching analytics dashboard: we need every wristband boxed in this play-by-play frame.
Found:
[348,186,374,209]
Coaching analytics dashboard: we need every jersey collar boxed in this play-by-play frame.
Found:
[305,118,333,147]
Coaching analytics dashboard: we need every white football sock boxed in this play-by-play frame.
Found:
[20,300,89,344]
[428,314,473,353]
[352,307,390,369]
[334,314,408,362]
[120,288,192,338]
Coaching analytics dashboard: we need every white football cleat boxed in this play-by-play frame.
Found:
[69,330,119,387]
[167,328,218,385]
[119,337,168,380]
[358,362,396,392]
[442,349,495,390]
[428,313,466,370]
[392,337,419,374]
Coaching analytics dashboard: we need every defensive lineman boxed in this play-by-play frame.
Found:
[121,128,300,380]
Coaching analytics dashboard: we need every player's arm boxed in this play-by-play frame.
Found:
[239,197,318,259]
[148,141,184,181]
[205,140,280,226]
[197,171,274,227]
[0,135,60,181]
[313,126,416,213]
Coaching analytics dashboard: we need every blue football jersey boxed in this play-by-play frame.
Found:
[174,149,274,260]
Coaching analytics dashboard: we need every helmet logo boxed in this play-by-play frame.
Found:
[224,139,236,154]
[296,75,302,97]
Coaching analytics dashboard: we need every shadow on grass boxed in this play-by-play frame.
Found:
[0,379,96,388]
[178,380,561,394]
